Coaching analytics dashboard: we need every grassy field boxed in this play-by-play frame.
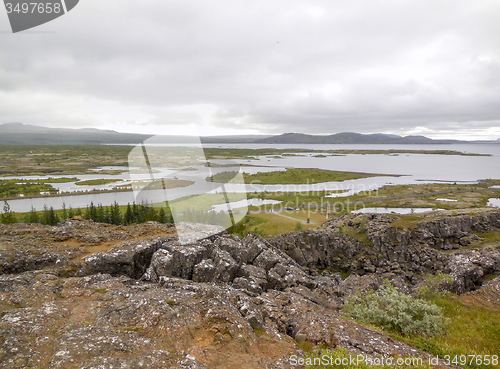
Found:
[0,145,133,176]
[344,181,500,211]
[75,179,123,186]
[241,189,499,219]
[0,177,78,199]
[383,294,500,369]
[305,293,500,369]
[245,210,326,235]
[303,347,433,368]
[243,180,500,213]
[208,168,387,185]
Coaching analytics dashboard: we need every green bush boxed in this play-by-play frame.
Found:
[416,273,453,299]
[341,285,446,336]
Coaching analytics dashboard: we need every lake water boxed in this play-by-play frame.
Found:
[4,143,500,212]
[217,143,500,182]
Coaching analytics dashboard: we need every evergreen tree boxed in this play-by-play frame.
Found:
[26,206,39,223]
[42,205,50,225]
[85,202,98,221]
[97,203,105,223]
[110,201,121,225]
[61,202,67,220]
[158,207,167,223]
[1,200,16,224]
[103,206,110,224]
[132,202,140,223]
[125,203,134,225]
[48,206,59,226]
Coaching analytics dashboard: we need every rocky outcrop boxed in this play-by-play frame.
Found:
[0,219,178,278]
[0,271,444,368]
[83,223,226,279]
[0,249,65,275]
[267,210,500,291]
[84,237,172,279]
[1,210,499,368]
[139,234,317,296]
[363,211,500,251]
[447,249,500,293]
[460,275,500,307]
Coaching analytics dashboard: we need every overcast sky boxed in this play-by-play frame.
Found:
[1,0,500,139]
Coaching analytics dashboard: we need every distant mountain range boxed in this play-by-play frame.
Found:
[255,132,500,144]
[0,123,272,145]
[0,123,498,145]
[253,132,463,144]
[0,123,151,145]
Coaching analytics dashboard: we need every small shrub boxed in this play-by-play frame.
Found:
[417,273,453,299]
[341,285,446,336]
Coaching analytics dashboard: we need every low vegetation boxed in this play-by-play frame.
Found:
[241,211,320,236]
[330,275,500,369]
[341,285,447,336]
[337,224,371,245]
[75,179,122,186]
[304,347,432,369]
[346,182,500,211]
[471,230,500,245]
[387,294,500,369]
[0,145,132,176]
[391,214,424,230]
[245,181,500,216]
[0,177,78,199]
[207,168,384,185]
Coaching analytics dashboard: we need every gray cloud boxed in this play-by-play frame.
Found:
[0,0,499,138]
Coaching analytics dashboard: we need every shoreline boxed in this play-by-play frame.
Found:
[0,188,133,203]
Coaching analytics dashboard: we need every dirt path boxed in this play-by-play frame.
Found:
[270,211,313,224]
